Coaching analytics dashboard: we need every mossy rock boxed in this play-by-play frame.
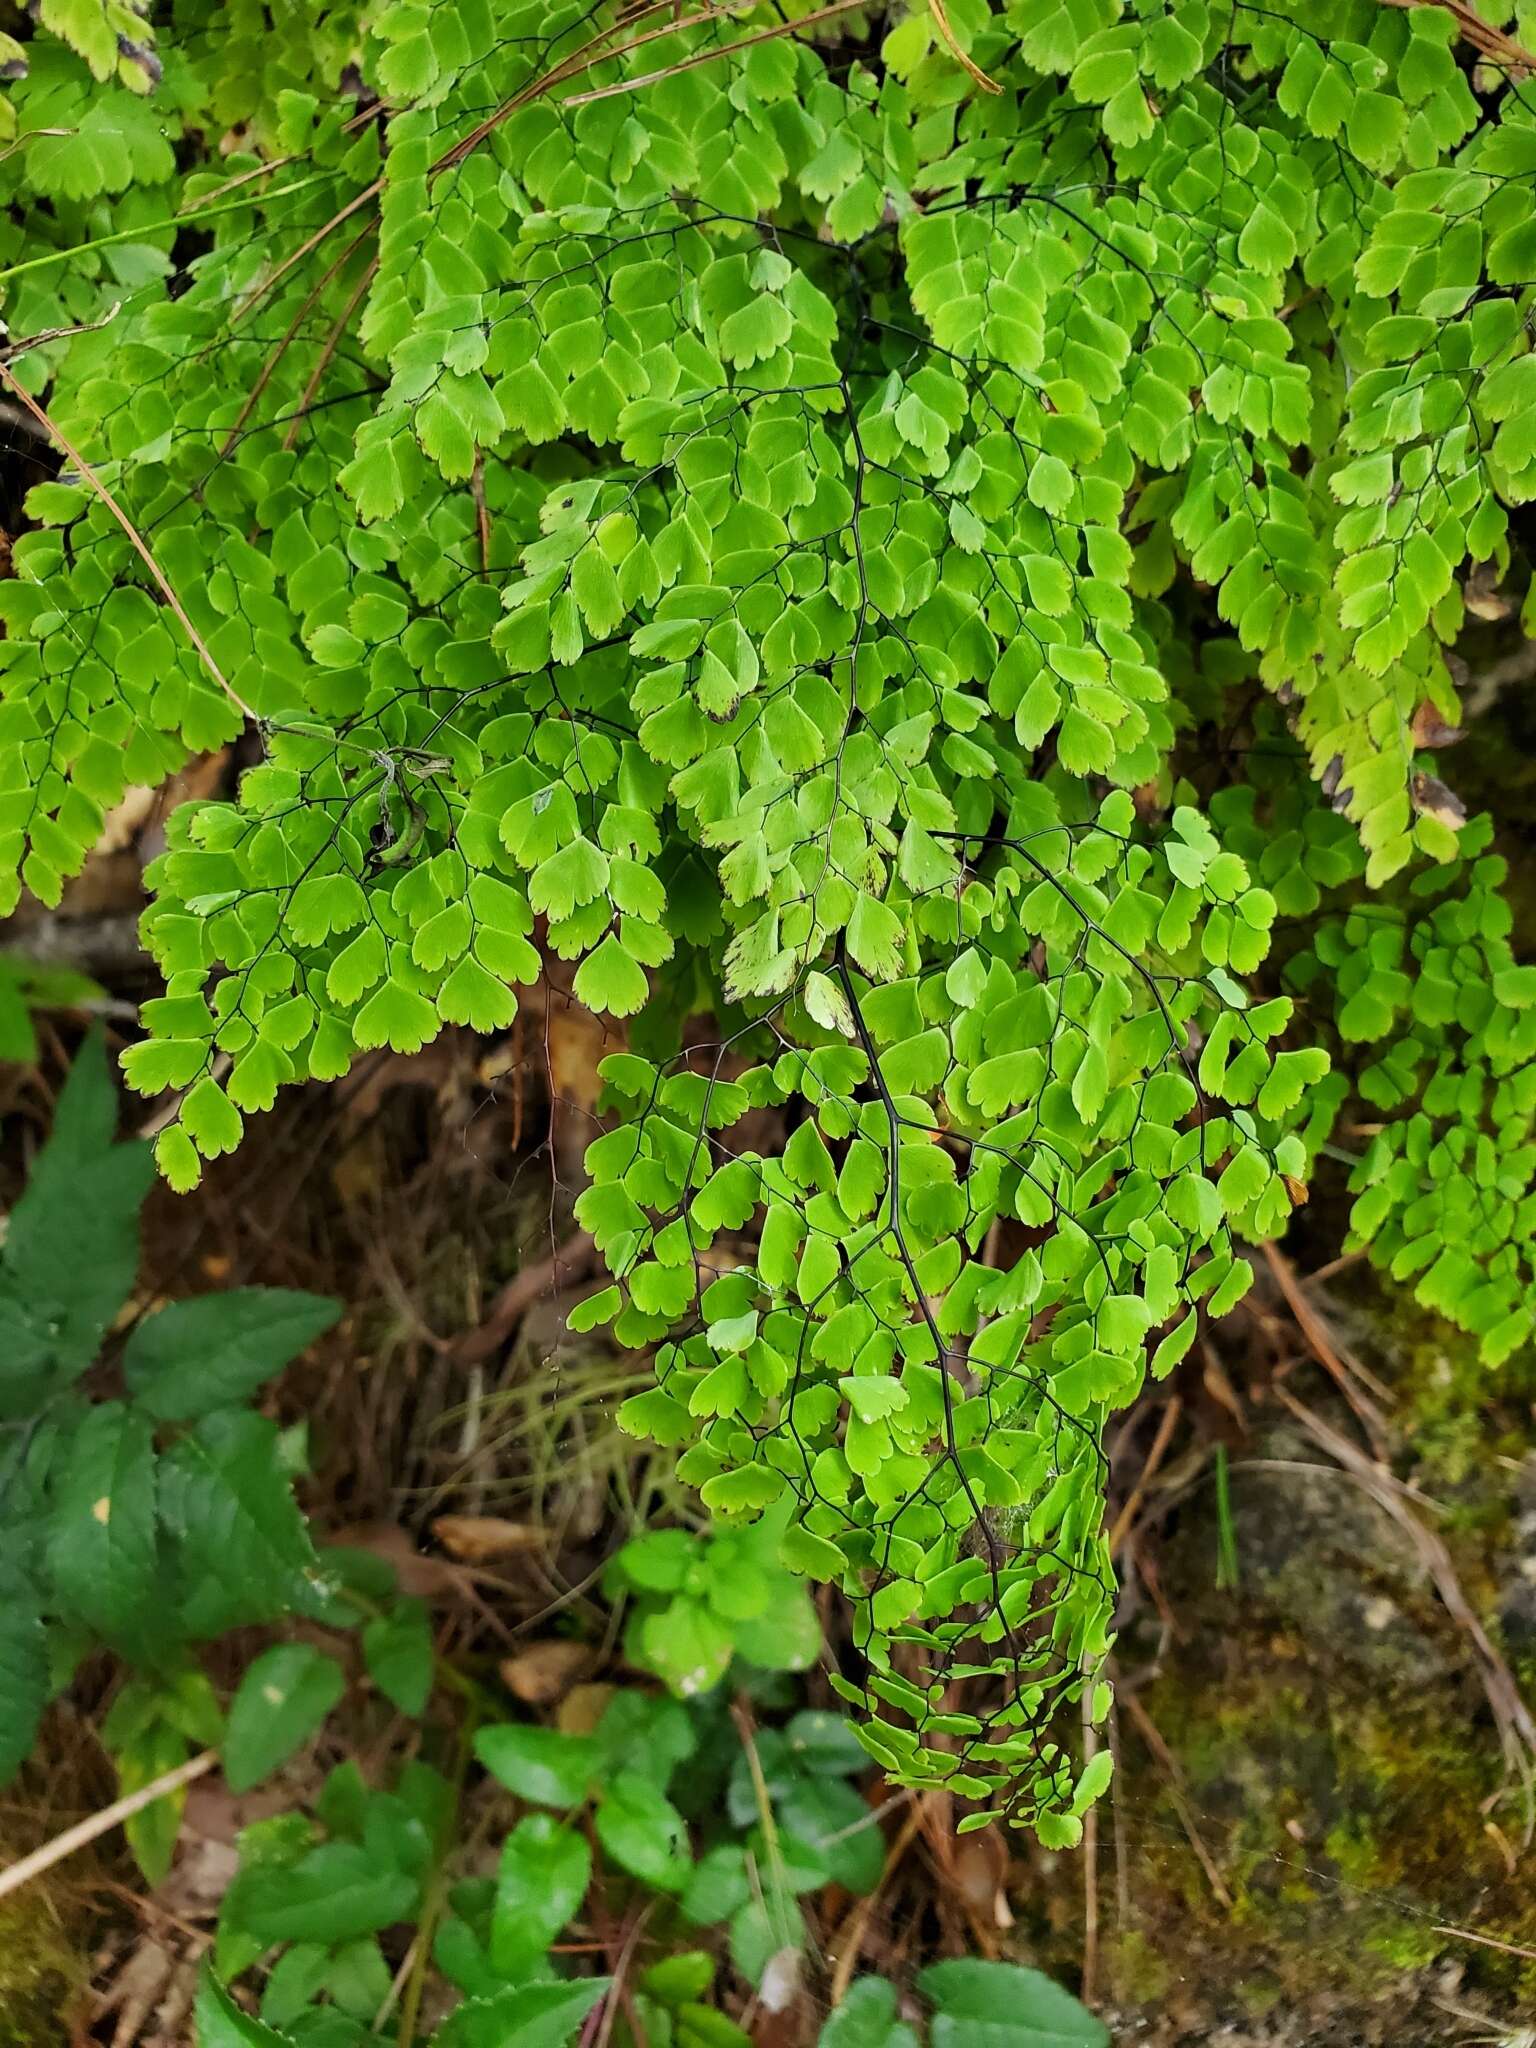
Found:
[0,1871,90,2046]
[1041,1290,1536,2041]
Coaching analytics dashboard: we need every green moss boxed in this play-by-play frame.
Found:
[1234,1975,1283,2018]
[1320,1820,1442,1971]
[0,1886,88,2047]
[1364,1921,1446,1972]
[1104,1525,1536,2014]
[1105,1929,1173,2006]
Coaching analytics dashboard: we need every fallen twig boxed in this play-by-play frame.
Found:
[3,912,148,978]
[0,1750,217,1904]
[929,0,1002,92]
[0,365,258,725]
[562,0,872,105]
[1108,1394,1183,1557]
[1263,1239,1392,1443]
[1118,1691,1234,1910]
[1379,0,1534,73]
[453,1230,599,1364]
[828,1798,928,2005]
[1080,1688,1100,2007]
[1430,1921,1536,1964]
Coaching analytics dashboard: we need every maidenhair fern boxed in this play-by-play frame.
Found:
[2,0,1534,1831]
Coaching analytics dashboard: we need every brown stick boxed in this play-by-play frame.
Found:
[1108,1394,1183,1557]
[0,366,256,724]
[562,0,872,105]
[282,254,380,450]
[230,179,382,331]
[1429,1922,1536,1964]
[929,0,1002,92]
[1274,1383,1536,1817]
[452,1230,599,1364]
[1119,1692,1234,1910]
[0,1750,217,1904]
[828,1798,927,2005]
[1378,0,1533,71]
[436,0,737,166]
[1080,1689,1100,2006]
[1261,1239,1391,1439]
[471,452,492,577]
[218,220,376,457]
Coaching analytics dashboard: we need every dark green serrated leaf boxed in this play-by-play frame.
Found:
[123,1289,340,1421]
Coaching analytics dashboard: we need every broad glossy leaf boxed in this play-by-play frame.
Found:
[817,1978,920,2048]
[474,1723,596,1808]
[490,1814,591,1978]
[594,1771,691,1891]
[233,1842,419,1947]
[224,1643,346,1793]
[918,1960,1109,2047]
[362,1596,434,1717]
[429,1978,610,2048]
